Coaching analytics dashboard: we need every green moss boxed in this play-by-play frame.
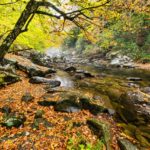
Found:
[87,119,112,150]
[0,73,6,85]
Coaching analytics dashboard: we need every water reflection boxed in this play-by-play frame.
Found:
[54,70,74,88]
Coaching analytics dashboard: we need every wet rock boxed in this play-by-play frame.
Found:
[30,51,53,67]
[141,87,150,95]
[38,100,56,106]
[54,99,81,113]
[118,91,150,124]
[107,109,115,116]
[21,92,34,103]
[29,76,61,87]
[80,98,107,115]
[1,113,26,128]
[0,105,11,114]
[118,138,139,150]
[18,65,55,77]
[83,71,94,78]
[64,66,76,72]
[74,73,85,79]
[0,71,20,87]
[75,70,94,79]
[87,119,112,150]
[45,88,60,93]
[109,54,135,68]
[127,77,142,82]
[0,64,16,74]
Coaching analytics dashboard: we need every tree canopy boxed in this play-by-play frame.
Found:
[0,0,149,59]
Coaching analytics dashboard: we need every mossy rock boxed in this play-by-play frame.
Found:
[1,113,26,128]
[87,119,112,150]
[0,71,20,87]
[118,138,139,150]
[118,123,150,148]
[54,99,81,113]
[80,98,107,115]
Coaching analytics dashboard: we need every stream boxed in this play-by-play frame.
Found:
[46,48,150,148]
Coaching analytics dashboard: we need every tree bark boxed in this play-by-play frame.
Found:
[0,0,38,61]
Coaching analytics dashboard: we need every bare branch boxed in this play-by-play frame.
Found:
[66,0,111,15]
[35,11,60,19]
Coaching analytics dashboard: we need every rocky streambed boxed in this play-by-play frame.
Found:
[0,50,150,149]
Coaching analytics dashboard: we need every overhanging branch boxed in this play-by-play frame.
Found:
[35,11,60,19]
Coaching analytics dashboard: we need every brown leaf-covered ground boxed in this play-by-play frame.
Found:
[0,70,123,150]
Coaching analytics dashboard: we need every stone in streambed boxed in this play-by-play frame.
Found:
[29,76,61,87]
[64,66,76,72]
[118,91,150,124]
[127,77,142,82]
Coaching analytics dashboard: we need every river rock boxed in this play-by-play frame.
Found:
[140,87,150,95]
[118,138,139,150]
[0,71,20,87]
[29,76,61,86]
[118,91,150,124]
[30,51,53,67]
[54,99,81,113]
[5,54,56,77]
[127,77,142,82]
[110,54,135,68]
[21,92,34,103]
[64,66,76,72]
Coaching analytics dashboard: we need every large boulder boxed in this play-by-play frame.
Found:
[5,54,56,77]
[118,91,150,124]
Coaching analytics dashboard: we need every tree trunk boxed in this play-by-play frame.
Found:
[0,0,38,61]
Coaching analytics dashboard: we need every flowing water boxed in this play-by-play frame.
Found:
[45,48,150,147]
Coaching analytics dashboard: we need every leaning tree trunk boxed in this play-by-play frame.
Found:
[0,0,38,61]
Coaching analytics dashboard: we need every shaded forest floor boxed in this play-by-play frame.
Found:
[0,70,121,149]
